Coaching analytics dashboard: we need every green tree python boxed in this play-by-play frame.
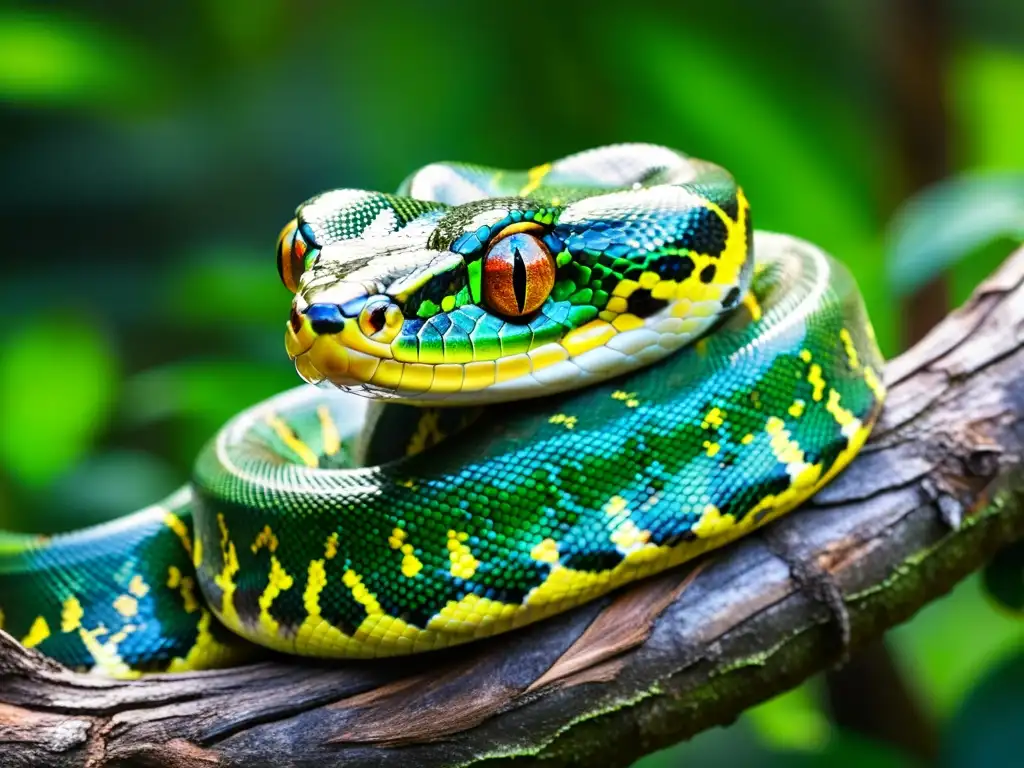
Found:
[0,144,885,677]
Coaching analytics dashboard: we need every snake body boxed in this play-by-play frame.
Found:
[0,145,885,676]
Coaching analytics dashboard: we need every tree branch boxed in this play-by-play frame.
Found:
[3,248,1024,768]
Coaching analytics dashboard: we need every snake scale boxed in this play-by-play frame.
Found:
[0,144,885,677]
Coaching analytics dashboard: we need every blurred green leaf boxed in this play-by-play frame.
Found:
[746,682,830,752]
[941,650,1024,768]
[0,10,157,107]
[122,359,297,463]
[947,41,1024,306]
[890,573,1024,718]
[161,247,287,330]
[981,539,1024,615]
[886,172,1024,298]
[950,234,1022,307]
[952,44,1024,172]
[636,726,914,768]
[0,483,12,530]
[770,731,914,768]
[0,315,117,488]
[201,0,285,59]
[41,450,180,532]
[123,359,295,426]
[633,718,768,768]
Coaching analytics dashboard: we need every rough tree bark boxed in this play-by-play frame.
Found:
[3,247,1024,768]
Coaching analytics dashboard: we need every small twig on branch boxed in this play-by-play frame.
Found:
[3,248,1024,768]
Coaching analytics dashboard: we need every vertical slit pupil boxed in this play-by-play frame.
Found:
[368,306,387,332]
[512,247,527,314]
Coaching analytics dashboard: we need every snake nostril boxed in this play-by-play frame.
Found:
[304,303,346,335]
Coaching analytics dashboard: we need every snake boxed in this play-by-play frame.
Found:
[0,144,885,677]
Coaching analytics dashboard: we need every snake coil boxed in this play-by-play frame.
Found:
[0,144,884,677]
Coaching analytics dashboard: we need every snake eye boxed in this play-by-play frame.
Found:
[482,226,555,318]
[277,218,317,293]
[358,299,404,342]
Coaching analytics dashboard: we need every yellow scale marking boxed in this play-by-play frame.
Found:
[390,527,423,578]
[346,348,381,381]
[839,328,861,370]
[495,354,531,383]
[61,596,84,633]
[518,162,552,197]
[406,409,444,456]
[252,524,279,554]
[612,313,645,332]
[192,530,204,571]
[371,359,405,389]
[612,390,640,407]
[248,524,296,637]
[447,530,480,580]
[165,610,233,674]
[528,344,568,371]
[807,364,826,402]
[701,407,725,429]
[317,405,342,456]
[638,271,660,290]
[864,366,886,401]
[21,616,51,648]
[432,364,464,393]
[612,278,640,298]
[258,557,295,637]
[78,623,139,679]
[825,388,862,437]
[113,595,139,618]
[163,511,192,557]
[605,296,629,314]
[610,520,652,553]
[530,538,560,564]
[400,546,424,578]
[167,565,200,613]
[561,319,617,357]
[213,513,242,630]
[764,416,819,487]
[602,494,655,556]
[399,362,435,392]
[741,293,763,322]
[129,574,150,598]
[652,280,677,300]
[669,192,751,310]
[464,360,497,390]
[266,414,319,468]
[548,413,577,430]
[325,532,340,560]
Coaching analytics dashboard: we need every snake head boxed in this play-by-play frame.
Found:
[281,146,754,405]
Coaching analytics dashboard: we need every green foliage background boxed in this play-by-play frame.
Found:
[0,1,1022,765]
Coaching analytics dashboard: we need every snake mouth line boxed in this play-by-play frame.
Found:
[285,304,728,405]
[293,337,379,391]
[285,305,395,390]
